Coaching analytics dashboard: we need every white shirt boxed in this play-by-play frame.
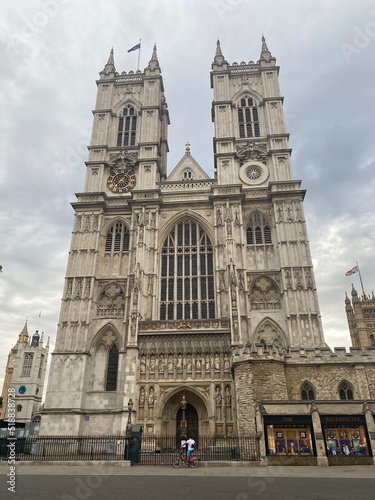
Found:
[186,438,195,450]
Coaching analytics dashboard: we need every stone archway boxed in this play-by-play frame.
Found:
[160,388,209,439]
[176,403,198,441]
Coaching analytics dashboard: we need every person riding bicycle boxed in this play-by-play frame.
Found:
[180,435,187,458]
[186,436,196,466]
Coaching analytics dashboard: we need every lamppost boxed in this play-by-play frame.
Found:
[180,394,187,443]
[125,398,133,461]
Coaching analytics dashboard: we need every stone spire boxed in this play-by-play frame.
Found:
[351,283,359,303]
[18,320,29,345]
[101,47,116,78]
[260,34,273,61]
[213,38,226,65]
[148,44,160,71]
[345,293,353,313]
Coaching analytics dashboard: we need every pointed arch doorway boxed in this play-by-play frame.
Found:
[176,403,198,441]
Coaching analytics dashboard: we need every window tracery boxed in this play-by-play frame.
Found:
[238,96,260,138]
[246,212,272,246]
[160,220,215,320]
[117,104,137,146]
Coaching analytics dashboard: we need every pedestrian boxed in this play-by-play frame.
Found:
[186,436,196,466]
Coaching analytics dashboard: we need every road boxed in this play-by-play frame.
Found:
[1,464,375,500]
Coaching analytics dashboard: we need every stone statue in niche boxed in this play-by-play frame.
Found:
[177,354,183,371]
[159,354,165,372]
[205,356,211,371]
[214,356,220,371]
[148,387,154,406]
[139,387,145,407]
[168,355,174,372]
[224,356,230,371]
[225,386,231,405]
[219,271,226,292]
[215,386,222,420]
[150,355,155,372]
[196,355,202,371]
[140,354,146,373]
[216,207,223,226]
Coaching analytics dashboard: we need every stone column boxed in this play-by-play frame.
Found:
[363,402,375,465]
[310,403,328,466]
[255,404,267,464]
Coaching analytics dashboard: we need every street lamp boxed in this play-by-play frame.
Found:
[180,394,187,431]
[125,398,133,461]
[127,398,133,434]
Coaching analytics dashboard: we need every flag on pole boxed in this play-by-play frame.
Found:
[127,43,141,53]
[345,265,359,276]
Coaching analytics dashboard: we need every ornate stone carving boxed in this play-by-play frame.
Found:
[97,281,126,316]
[108,151,138,169]
[236,142,268,165]
[250,276,281,310]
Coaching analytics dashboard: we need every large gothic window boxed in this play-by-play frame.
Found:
[160,220,215,320]
[238,96,260,138]
[105,222,130,254]
[106,344,119,391]
[246,212,272,245]
[117,104,137,147]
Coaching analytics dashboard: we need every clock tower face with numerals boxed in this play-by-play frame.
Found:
[107,168,136,193]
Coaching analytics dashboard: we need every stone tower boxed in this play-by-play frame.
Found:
[0,322,29,420]
[1,322,49,433]
[346,286,375,349]
[41,39,327,438]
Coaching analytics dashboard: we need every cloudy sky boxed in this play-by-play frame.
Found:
[1,0,375,389]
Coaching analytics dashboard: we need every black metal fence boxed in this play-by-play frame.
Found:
[139,435,260,465]
[0,435,259,464]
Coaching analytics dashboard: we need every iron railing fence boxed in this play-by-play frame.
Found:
[0,434,260,464]
[139,435,260,465]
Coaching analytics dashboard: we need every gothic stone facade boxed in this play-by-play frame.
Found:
[40,41,375,465]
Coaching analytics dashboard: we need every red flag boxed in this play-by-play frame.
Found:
[345,265,358,276]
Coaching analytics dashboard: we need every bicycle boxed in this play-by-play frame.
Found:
[172,448,199,468]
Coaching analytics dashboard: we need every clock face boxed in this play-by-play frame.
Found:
[10,357,16,366]
[18,386,26,394]
[107,169,136,193]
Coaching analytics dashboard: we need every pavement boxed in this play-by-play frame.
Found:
[1,461,375,478]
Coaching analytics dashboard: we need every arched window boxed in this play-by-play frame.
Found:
[238,96,260,138]
[106,344,119,391]
[160,220,215,320]
[182,169,193,181]
[105,222,130,254]
[16,404,22,412]
[301,382,315,400]
[21,353,34,377]
[246,212,272,245]
[338,381,354,400]
[117,105,137,147]
[370,334,375,347]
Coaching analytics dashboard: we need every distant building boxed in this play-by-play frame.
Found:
[39,39,375,466]
[0,322,49,436]
[346,286,375,349]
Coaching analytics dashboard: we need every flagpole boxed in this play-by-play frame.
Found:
[137,39,141,72]
[356,261,365,293]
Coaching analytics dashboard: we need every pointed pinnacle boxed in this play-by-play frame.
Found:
[216,38,223,57]
[151,43,158,61]
[107,47,115,65]
[261,34,269,53]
